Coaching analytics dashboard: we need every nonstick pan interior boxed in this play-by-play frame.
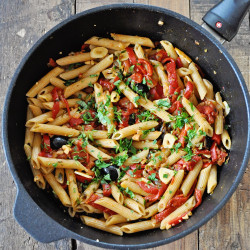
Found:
[3,4,250,248]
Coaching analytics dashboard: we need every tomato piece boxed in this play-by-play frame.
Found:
[49,58,57,67]
[123,59,131,73]
[38,151,53,157]
[176,57,183,68]
[51,87,71,118]
[210,142,227,166]
[154,49,169,62]
[126,47,137,65]
[75,171,92,183]
[174,155,202,171]
[99,78,115,92]
[183,81,193,99]
[69,117,84,127]
[194,149,211,155]
[126,164,144,178]
[81,44,89,51]
[71,145,89,165]
[197,101,218,124]
[212,133,221,145]
[118,97,134,109]
[130,73,143,83]
[168,100,183,114]
[194,188,202,208]
[102,183,112,197]
[137,59,153,76]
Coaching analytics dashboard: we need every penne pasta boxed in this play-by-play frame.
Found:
[81,216,123,236]
[111,33,155,48]
[56,53,92,66]
[85,36,129,51]
[44,173,71,207]
[26,67,64,97]
[60,65,92,80]
[94,197,142,220]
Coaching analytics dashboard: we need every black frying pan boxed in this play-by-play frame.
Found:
[2,1,250,249]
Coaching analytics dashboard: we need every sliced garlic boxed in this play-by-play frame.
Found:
[90,46,108,58]
[159,167,175,184]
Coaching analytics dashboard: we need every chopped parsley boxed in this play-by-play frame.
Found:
[157,99,171,109]
[163,174,169,178]
[137,110,157,122]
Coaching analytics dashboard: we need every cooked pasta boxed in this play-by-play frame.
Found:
[24,34,230,235]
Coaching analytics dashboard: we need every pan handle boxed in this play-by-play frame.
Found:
[202,0,250,41]
[14,185,71,243]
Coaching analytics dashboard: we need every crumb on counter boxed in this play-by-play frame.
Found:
[158,20,164,26]
[195,40,200,45]
[204,49,208,53]
[213,70,217,74]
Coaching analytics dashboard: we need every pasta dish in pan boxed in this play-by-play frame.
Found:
[24,33,231,235]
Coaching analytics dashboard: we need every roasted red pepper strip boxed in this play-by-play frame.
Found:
[176,57,183,68]
[87,194,116,215]
[137,59,153,76]
[126,47,137,65]
[137,181,159,194]
[164,60,179,95]
[43,134,52,152]
[194,188,202,208]
[184,81,193,99]
[179,127,188,147]
[149,83,163,100]
[167,211,189,227]
[154,206,176,222]
[102,183,112,197]
[212,133,221,145]
[75,173,92,183]
[144,182,167,202]
[210,142,218,163]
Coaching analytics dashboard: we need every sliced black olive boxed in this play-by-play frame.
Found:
[128,114,136,125]
[135,83,149,95]
[158,123,167,140]
[50,136,68,150]
[102,165,120,181]
[205,136,213,149]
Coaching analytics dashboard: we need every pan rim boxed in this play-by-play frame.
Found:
[2,3,250,249]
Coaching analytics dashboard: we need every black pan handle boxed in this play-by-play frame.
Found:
[202,0,250,41]
[14,185,70,243]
